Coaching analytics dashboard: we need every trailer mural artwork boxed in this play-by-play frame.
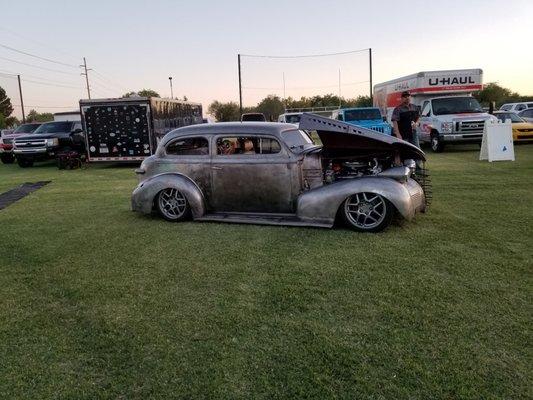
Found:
[80,97,203,162]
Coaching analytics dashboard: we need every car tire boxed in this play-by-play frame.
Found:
[156,188,190,222]
[17,157,34,168]
[0,153,14,164]
[341,192,394,233]
[430,133,445,153]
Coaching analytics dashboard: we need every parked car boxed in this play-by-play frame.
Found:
[131,114,427,232]
[0,122,42,164]
[518,108,533,123]
[278,112,302,124]
[331,107,392,135]
[13,120,85,167]
[499,102,533,113]
[493,111,533,142]
[241,113,266,122]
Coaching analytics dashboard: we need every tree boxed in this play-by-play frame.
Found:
[474,82,533,107]
[26,109,54,122]
[122,89,161,98]
[0,86,14,121]
[474,83,514,107]
[255,95,285,121]
[208,101,240,122]
[352,95,372,107]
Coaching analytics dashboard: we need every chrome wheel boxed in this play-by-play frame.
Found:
[344,192,387,230]
[157,188,188,221]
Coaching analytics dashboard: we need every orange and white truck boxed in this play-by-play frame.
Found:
[373,69,497,152]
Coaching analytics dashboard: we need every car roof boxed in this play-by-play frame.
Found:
[161,122,298,145]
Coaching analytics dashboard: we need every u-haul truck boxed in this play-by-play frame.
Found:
[374,69,497,152]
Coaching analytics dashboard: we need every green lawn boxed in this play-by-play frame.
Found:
[0,145,532,399]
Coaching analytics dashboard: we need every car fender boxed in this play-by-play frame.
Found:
[297,177,422,226]
[131,173,206,218]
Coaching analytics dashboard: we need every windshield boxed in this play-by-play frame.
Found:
[343,108,382,121]
[495,113,524,123]
[282,129,315,152]
[13,123,41,134]
[285,114,301,123]
[432,97,483,115]
[33,122,72,134]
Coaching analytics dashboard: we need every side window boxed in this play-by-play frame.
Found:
[515,104,526,111]
[500,105,511,111]
[216,136,281,155]
[421,101,430,117]
[337,113,344,121]
[166,137,209,156]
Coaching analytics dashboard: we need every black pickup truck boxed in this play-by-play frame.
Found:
[13,120,85,167]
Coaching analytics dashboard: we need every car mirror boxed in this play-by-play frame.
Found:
[71,128,83,134]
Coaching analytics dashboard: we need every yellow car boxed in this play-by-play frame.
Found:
[493,111,533,142]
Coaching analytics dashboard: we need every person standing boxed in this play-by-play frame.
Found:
[391,91,421,148]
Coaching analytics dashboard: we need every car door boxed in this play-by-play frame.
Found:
[210,134,295,213]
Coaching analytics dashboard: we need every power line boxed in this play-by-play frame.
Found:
[240,48,370,59]
[12,104,75,109]
[21,78,82,89]
[91,69,129,91]
[0,42,78,68]
[0,55,79,75]
[0,68,81,86]
[243,80,370,91]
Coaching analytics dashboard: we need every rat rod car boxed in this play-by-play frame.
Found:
[131,114,427,232]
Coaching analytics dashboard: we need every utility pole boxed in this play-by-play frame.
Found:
[238,54,242,115]
[338,69,342,108]
[369,48,373,102]
[169,76,174,99]
[80,57,91,99]
[17,75,25,123]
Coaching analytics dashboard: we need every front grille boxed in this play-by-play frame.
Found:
[459,120,485,133]
[518,134,533,139]
[2,138,13,145]
[412,165,432,209]
[517,128,533,132]
[14,139,46,148]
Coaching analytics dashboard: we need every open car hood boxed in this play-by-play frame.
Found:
[299,113,425,161]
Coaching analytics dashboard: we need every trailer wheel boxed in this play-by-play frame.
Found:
[156,188,190,222]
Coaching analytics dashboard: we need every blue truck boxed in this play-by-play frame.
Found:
[331,107,392,135]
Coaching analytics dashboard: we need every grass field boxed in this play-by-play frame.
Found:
[0,145,532,399]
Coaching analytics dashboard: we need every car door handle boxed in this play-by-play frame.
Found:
[211,166,222,170]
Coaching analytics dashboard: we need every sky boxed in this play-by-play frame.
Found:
[1,0,532,119]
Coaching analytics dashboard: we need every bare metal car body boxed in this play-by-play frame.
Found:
[131,114,427,231]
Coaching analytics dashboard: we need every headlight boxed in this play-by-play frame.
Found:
[441,122,453,133]
[45,138,59,147]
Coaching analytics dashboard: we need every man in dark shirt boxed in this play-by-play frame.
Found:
[391,91,421,148]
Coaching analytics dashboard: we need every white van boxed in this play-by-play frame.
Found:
[499,102,533,113]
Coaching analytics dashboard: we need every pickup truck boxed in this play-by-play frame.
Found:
[0,122,42,164]
[13,120,85,167]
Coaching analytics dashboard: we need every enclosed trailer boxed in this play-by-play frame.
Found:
[80,97,203,162]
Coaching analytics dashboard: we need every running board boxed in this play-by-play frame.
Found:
[195,212,331,228]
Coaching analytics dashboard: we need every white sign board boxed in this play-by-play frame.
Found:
[480,119,514,162]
